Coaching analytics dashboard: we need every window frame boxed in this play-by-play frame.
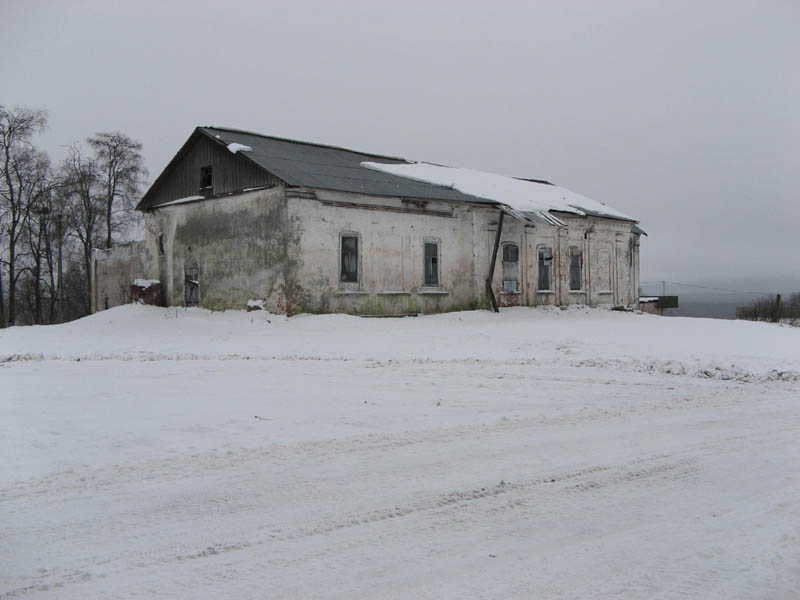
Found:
[501,241,520,294]
[537,245,553,291]
[199,165,213,190]
[339,231,361,289]
[422,238,441,288]
[569,247,583,291]
[502,243,519,263]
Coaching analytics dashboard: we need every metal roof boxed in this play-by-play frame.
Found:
[141,127,641,229]
[199,127,490,206]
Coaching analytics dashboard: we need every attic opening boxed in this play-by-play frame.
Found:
[200,165,213,190]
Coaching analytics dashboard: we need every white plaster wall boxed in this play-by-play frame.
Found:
[523,215,639,307]
[288,190,482,314]
[144,187,289,311]
[136,188,641,315]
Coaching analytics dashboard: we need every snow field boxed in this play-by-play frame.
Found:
[1,306,798,598]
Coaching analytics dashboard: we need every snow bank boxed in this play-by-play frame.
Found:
[361,161,635,222]
[1,305,797,376]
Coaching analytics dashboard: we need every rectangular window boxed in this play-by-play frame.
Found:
[570,249,582,290]
[200,165,213,189]
[538,248,552,290]
[424,242,439,286]
[340,235,359,283]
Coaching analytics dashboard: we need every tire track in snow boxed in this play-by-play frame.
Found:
[0,452,700,598]
[4,422,796,598]
[0,385,768,502]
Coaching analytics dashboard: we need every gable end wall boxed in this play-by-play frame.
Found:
[144,134,282,208]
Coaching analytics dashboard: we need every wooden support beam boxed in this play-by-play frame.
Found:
[485,209,504,313]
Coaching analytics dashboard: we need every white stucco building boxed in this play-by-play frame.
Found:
[93,127,645,315]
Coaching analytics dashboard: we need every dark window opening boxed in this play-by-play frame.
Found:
[538,247,552,290]
[185,264,199,306]
[340,235,359,283]
[502,243,519,293]
[424,242,439,286]
[570,249,582,290]
[502,244,519,263]
[158,233,165,257]
[200,165,213,189]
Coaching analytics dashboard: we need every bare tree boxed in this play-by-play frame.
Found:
[24,184,63,324]
[88,132,147,249]
[59,144,102,315]
[0,105,49,326]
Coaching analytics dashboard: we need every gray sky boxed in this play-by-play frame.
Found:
[3,0,799,294]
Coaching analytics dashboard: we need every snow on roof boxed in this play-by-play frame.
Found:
[227,142,253,154]
[151,195,204,207]
[361,161,635,223]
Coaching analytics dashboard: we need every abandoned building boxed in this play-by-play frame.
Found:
[92,126,645,315]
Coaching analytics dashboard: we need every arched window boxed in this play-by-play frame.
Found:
[502,243,519,292]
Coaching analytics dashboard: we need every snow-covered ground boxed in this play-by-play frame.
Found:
[1,306,798,598]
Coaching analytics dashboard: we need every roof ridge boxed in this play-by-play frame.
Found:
[200,126,410,162]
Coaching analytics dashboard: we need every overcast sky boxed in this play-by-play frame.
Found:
[3,0,798,294]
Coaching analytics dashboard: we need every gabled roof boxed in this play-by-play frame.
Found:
[201,127,491,205]
[140,126,638,226]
